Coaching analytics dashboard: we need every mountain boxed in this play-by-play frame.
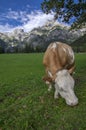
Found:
[0,21,86,53]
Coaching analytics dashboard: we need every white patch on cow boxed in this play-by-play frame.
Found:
[48,84,52,91]
[46,81,52,91]
[51,43,57,50]
[62,47,67,53]
[68,48,75,64]
[56,42,61,45]
[46,81,50,85]
[55,69,78,106]
[48,42,60,50]
[48,71,53,78]
[47,44,52,49]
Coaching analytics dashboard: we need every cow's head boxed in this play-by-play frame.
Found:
[55,69,78,106]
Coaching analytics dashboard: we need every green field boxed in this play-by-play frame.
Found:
[0,53,86,130]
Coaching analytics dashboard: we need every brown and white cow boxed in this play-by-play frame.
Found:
[43,42,78,106]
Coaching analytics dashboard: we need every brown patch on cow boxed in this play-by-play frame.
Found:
[42,76,53,83]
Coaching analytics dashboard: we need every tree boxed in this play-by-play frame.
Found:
[41,0,86,29]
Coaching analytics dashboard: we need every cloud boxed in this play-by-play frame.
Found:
[3,9,27,22]
[23,10,55,32]
[0,24,14,32]
[0,9,55,33]
[0,8,69,33]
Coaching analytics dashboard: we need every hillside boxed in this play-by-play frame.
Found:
[0,21,86,53]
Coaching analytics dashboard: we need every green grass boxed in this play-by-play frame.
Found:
[0,53,86,130]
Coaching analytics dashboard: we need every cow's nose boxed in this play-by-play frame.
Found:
[70,100,78,106]
[66,98,78,106]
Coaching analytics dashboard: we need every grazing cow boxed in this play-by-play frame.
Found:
[43,42,78,106]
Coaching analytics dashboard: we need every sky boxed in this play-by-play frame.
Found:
[0,0,75,33]
[0,0,56,33]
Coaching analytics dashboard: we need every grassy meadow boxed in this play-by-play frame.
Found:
[0,53,86,130]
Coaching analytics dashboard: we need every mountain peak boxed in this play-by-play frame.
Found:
[0,21,86,53]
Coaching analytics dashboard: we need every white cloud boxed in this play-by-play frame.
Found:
[6,10,19,20]
[0,9,69,33]
[4,9,26,22]
[23,10,55,32]
[0,24,14,32]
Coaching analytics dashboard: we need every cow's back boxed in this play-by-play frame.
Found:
[43,42,75,77]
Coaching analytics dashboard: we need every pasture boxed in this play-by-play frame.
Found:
[0,53,86,130]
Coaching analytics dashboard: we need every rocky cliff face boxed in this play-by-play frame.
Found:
[0,21,86,53]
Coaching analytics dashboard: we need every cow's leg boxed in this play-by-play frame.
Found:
[54,84,59,99]
[68,65,75,75]
[42,76,53,91]
[46,81,52,91]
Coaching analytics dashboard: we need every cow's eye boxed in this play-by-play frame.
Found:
[60,87,64,91]
[60,87,67,92]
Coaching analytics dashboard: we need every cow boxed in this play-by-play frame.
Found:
[43,42,78,106]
